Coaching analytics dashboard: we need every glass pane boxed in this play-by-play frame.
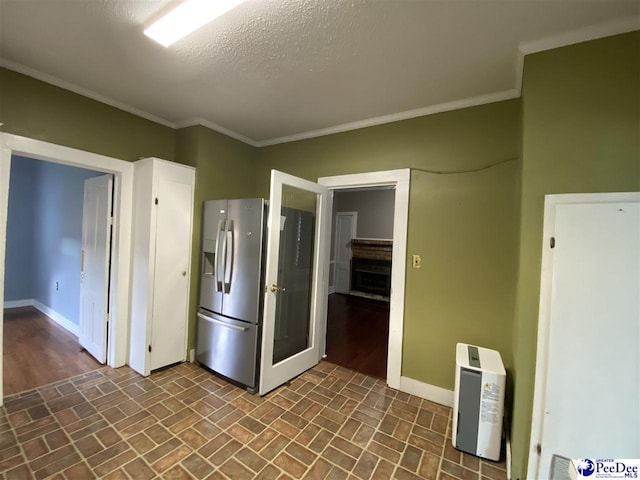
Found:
[272,184,317,364]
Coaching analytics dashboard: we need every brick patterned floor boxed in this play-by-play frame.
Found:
[0,362,508,479]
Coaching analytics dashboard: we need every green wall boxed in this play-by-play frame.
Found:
[4,31,636,477]
[256,100,521,389]
[510,31,640,479]
[0,68,257,358]
[0,68,175,162]
[175,125,257,348]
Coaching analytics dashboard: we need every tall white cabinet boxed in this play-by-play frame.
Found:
[129,157,195,376]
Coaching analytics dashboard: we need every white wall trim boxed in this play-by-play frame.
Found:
[0,133,134,399]
[0,145,11,404]
[518,16,639,56]
[319,169,410,390]
[0,59,175,129]
[32,300,79,337]
[399,376,454,408]
[3,19,635,150]
[256,90,520,147]
[174,117,258,147]
[527,191,640,480]
[4,298,79,338]
[4,299,33,308]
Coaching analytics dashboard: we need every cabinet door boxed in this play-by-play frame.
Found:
[150,179,193,370]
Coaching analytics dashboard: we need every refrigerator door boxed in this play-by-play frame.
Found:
[196,310,259,389]
[200,200,227,314]
[221,198,265,323]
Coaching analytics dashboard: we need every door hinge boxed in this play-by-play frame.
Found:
[550,236,555,249]
[536,443,542,455]
[148,345,152,353]
[155,197,159,205]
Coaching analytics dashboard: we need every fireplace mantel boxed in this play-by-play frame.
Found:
[351,238,392,261]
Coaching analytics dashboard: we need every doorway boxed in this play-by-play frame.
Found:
[325,187,395,379]
[0,133,135,404]
[3,155,109,394]
[318,169,409,389]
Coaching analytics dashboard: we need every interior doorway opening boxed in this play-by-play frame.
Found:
[325,187,395,379]
[318,169,410,390]
[0,133,135,405]
[3,154,111,395]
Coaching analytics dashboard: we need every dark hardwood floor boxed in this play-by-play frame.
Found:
[3,307,102,395]
[325,293,390,379]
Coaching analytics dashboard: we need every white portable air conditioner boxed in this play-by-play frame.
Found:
[452,343,506,461]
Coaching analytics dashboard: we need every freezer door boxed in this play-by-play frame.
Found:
[200,200,227,314]
[196,310,259,388]
[221,198,265,323]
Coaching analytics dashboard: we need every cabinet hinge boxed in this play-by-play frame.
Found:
[536,443,542,455]
[148,345,152,353]
[155,198,159,205]
[550,237,555,249]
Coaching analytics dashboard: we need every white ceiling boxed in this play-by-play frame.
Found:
[0,1,638,146]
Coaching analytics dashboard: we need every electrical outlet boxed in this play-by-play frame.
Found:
[412,255,421,269]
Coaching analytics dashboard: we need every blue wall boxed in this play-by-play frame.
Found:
[5,157,37,300]
[4,155,103,326]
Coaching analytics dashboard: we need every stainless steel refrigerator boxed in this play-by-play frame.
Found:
[196,198,313,392]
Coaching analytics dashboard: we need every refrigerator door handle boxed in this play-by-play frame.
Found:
[197,312,248,332]
[215,219,226,292]
[224,220,234,293]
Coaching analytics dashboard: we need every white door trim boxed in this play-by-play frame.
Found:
[0,133,134,405]
[318,169,409,390]
[527,191,640,479]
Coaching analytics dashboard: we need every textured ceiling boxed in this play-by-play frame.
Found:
[0,0,638,146]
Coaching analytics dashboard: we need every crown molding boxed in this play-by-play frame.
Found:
[519,16,639,56]
[174,118,258,147]
[0,58,176,129]
[2,18,637,148]
[255,90,521,147]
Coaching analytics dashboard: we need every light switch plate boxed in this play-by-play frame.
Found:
[412,255,421,269]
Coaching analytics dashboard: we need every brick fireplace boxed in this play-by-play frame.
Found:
[350,239,392,297]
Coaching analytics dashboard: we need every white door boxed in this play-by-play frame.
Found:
[79,174,113,363]
[333,212,357,294]
[149,179,192,370]
[259,170,329,395]
[530,194,640,479]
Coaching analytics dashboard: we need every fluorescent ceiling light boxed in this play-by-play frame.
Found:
[144,0,245,47]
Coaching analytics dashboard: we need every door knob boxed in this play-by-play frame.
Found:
[270,284,286,293]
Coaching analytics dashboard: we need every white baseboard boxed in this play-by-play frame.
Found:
[399,376,455,407]
[328,286,336,295]
[4,298,35,308]
[32,300,79,337]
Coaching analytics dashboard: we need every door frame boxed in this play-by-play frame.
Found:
[0,133,134,405]
[527,191,640,479]
[318,169,409,390]
[332,211,357,294]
